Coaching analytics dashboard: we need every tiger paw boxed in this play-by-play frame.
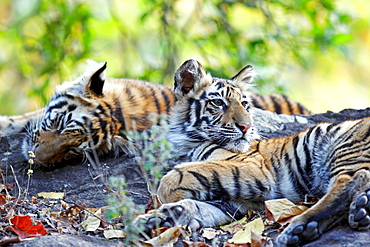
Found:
[349,189,370,230]
[133,200,202,237]
[276,221,321,247]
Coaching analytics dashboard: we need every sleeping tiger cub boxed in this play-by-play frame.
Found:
[135,59,370,246]
[0,60,310,166]
[1,60,175,165]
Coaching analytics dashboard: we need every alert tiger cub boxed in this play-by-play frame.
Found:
[0,60,309,166]
[135,60,370,246]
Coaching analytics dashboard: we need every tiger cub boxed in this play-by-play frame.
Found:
[0,60,309,166]
[135,59,370,246]
[21,60,174,165]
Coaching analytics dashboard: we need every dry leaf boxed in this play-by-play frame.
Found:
[201,228,225,240]
[142,226,188,246]
[228,218,264,244]
[183,240,211,247]
[265,198,309,223]
[37,192,65,199]
[81,208,102,231]
[59,205,83,219]
[7,215,48,239]
[221,216,249,234]
[103,229,126,239]
[250,229,272,247]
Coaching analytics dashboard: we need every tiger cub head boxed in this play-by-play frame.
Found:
[168,59,260,157]
[23,60,124,166]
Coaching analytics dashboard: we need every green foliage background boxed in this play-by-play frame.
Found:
[0,0,369,114]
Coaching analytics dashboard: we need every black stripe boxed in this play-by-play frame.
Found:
[281,95,294,114]
[68,104,77,112]
[331,165,370,178]
[211,170,231,201]
[326,121,342,133]
[313,126,323,149]
[174,168,184,184]
[173,187,198,198]
[188,171,211,192]
[92,129,101,146]
[334,147,366,164]
[291,136,310,195]
[225,154,239,160]
[161,89,172,114]
[255,178,266,194]
[199,145,221,161]
[270,156,284,198]
[232,167,241,199]
[250,94,264,109]
[215,81,225,90]
[292,135,310,192]
[271,95,281,114]
[297,103,308,114]
[193,100,202,125]
[112,100,125,130]
[303,127,315,177]
[344,167,370,177]
[148,85,161,115]
[47,100,68,112]
[124,87,136,104]
[65,113,73,124]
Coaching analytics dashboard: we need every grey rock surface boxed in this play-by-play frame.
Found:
[1,108,370,246]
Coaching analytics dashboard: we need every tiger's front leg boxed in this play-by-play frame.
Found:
[134,199,236,236]
[276,169,370,247]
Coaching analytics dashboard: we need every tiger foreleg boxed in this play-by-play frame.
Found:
[276,169,370,247]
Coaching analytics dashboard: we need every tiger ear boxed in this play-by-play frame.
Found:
[174,59,209,99]
[86,61,107,96]
[230,65,256,85]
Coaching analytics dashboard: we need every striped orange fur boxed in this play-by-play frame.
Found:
[136,59,370,246]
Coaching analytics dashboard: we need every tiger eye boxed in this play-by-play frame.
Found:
[213,99,224,107]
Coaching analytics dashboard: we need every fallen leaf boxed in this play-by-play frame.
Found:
[224,243,249,247]
[59,205,83,219]
[221,216,249,234]
[142,226,188,246]
[183,240,211,247]
[37,192,65,199]
[202,228,226,240]
[251,229,271,247]
[103,229,126,239]
[7,215,48,239]
[81,208,102,231]
[228,218,264,244]
[152,226,169,237]
[265,198,309,223]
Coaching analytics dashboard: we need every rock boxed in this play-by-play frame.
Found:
[13,234,122,247]
[303,227,370,247]
[1,108,370,246]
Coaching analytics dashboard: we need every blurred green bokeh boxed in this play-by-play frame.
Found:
[0,0,369,115]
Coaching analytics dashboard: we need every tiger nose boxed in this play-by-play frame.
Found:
[237,123,251,133]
